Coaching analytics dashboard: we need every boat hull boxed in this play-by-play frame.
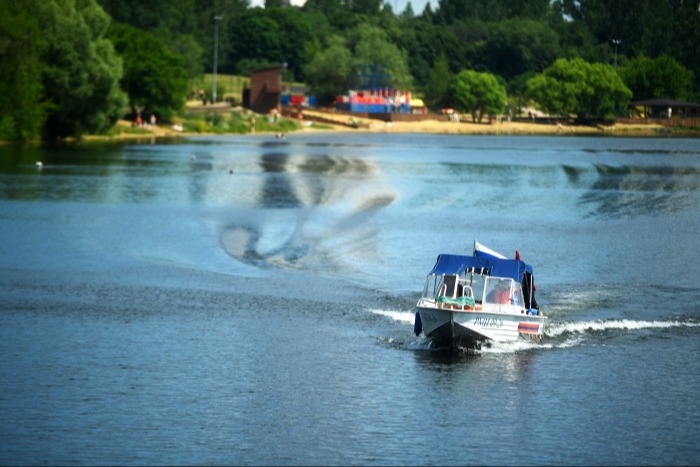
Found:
[416,304,546,349]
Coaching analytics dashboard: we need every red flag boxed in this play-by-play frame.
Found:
[515,250,521,260]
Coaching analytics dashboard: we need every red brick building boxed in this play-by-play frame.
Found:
[248,65,284,114]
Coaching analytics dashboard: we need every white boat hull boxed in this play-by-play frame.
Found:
[417,300,546,349]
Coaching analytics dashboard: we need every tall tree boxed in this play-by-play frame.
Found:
[349,23,413,89]
[304,35,354,105]
[555,0,674,63]
[549,2,601,62]
[481,18,561,82]
[669,0,700,98]
[228,8,286,75]
[302,0,355,30]
[0,1,46,140]
[350,0,383,15]
[396,19,464,87]
[400,2,415,19]
[194,0,248,75]
[264,7,325,82]
[108,23,190,121]
[423,53,452,109]
[99,0,210,77]
[435,0,551,24]
[619,55,694,101]
[37,0,127,139]
[97,0,198,38]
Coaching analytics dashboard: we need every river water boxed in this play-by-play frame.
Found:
[0,132,698,466]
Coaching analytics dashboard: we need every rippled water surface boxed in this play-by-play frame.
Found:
[1,133,699,465]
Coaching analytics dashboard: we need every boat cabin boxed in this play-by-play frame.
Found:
[422,273,525,308]
[418,250,539,312]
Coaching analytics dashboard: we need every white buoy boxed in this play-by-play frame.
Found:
[36,161,43,169]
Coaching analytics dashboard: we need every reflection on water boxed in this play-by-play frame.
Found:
[220,149,397,271]
[260,153,303,208]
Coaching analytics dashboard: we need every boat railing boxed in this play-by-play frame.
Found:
[435,278,476,310]
[419,274,481,310]
[460,284,473,298]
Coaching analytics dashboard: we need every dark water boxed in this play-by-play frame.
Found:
[1,133,699,466]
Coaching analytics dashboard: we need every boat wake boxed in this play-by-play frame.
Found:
[546,318,700,337]
[368,308,700,353]
[367,308,415,325]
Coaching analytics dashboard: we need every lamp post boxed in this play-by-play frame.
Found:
[612,39,621,71]
[213,15,222,104]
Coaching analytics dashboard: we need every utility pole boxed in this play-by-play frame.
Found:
[213,15,223,103]
[612,39,621,71]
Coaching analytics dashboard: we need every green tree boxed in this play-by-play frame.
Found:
[229,10,283,74]
[669,0,700,98]
[264,7,324,82]
[0,2,46,140]
[554,0,673,63]
[350,0,383,15]
[349,23,413,90]
[549,3,600,62]
[228,6,324,78]
[97,0,197,32]
[400,2,415,19]
[396,18,465,87]
[451,70,507,122]
[38,0,127,139]
[302,0,355,32]
[423,53,452,110]
[435,0,552,24]
[192,0,247,75]
[619,55,694,101]
[108,22,190,121]
[482,19,561,82]
[98,0,205,77]
[304,35,353,105]
[526,57,631,118]
[447,19,487,75]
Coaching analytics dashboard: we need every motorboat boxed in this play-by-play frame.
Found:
[414,240,546,350]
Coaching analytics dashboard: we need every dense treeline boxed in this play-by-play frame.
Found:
[1,0,698,140]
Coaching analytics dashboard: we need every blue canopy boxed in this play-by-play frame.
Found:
[428,253,533,282]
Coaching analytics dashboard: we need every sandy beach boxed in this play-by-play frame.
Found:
[101,110,672,141]
[299,110,670,136]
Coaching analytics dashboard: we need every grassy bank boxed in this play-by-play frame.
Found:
[94,106,336,141]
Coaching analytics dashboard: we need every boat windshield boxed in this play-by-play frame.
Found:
[422,273,524,306]
[481,277,524,305]
[462,274,487,303]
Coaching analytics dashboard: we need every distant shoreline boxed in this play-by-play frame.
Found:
[84,118,679,142]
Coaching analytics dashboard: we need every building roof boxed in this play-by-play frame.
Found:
[630,98,699,108]
[250,65,285,76]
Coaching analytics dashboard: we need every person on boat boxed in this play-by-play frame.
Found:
[488,280,511,304]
